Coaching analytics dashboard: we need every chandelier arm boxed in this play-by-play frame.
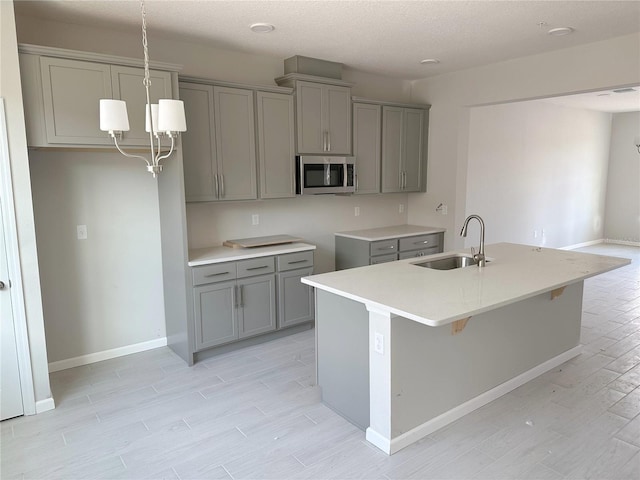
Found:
[112,135,152,166]
[156,136,176,163]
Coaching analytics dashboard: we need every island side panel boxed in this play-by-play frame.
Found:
[315,289,370,430]
[389,282,584,439]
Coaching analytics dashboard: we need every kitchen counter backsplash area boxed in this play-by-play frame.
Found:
[185,193,441,273]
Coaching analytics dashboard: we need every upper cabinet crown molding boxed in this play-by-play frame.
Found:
[180,75,293,95]
[275,73,354,88]
[351,96,431,110]
[18,43,183,73]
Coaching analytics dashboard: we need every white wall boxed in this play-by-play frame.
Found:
[29,151,166,363]
[604,112,640,244]
[14,14,415,364]
[465,101,611,248]
[0,1,51,404]
[407,33,640,250]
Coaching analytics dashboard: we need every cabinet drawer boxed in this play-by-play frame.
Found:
[237,257,275,278]
[399,234,442,252]
[371,253,397,264]
[278,251,314,272]
[370,239,398,256]
[398,246,441,260]
[192,263,237,286]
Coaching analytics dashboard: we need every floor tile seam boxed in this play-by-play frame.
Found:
[613,431,640,449]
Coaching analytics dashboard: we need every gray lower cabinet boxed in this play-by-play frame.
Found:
[191,250,314,352]
[335,232,444,270]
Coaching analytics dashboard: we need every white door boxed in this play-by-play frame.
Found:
[0,197,23,421]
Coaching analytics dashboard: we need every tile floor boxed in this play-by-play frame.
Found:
[1,244,638,479]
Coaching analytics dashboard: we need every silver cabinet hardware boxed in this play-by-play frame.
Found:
[238,284,244,307]
[204,271,230,277]
[377,245,395,250]
[327,131,331,151]
[287,259,308,265]
[414,240,430,245]
[214,174,219,198]
[0,281,6,290]
[246,265,269,271]
[219,174,225,198]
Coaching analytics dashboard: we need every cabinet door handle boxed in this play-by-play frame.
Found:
[327,131,331,152]
[355,174,359,191]
[414,240,430,245]
[238,284,244,307]
[377,245,395,251]
[234,285,239,308]
[287,259,308,265]
[246,265,269,271]
[214,174,219,198]
[204,271,230,277]
[219,174,225,198]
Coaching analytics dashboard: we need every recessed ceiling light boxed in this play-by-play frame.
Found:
[548,27,574,36]
[250,23,275,33]
[420,59,440,65]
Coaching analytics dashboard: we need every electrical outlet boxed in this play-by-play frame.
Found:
[354,206,360,217]
[374,332,384,354]
[533,230,538,238]
[399,204,404,213]
[252,214,259,226]
[441,205,448,215]
[76,225,87,240]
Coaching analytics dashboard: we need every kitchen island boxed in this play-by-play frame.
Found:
[301,243,630,454]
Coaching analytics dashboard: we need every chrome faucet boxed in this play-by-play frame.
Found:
[460,214,486,267]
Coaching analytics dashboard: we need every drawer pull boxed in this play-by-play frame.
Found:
[246,265,269,271]
[287,259,308,265]
[204,271,230,277]
[414,240,430,245]
[377,245,395,250]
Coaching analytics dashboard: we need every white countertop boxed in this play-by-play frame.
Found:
[334,224,446,241]
[302,243,630,327]
[189,242,316,267]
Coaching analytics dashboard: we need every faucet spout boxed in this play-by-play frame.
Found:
[460,214,486,267]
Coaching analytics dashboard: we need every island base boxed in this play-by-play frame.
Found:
[316,282,584,455]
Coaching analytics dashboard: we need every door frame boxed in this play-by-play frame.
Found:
[0,98,36,416]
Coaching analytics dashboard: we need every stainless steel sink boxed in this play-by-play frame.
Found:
[413,254,487,270]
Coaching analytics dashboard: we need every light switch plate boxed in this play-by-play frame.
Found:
[77,225,87,240]
[374,332,384,354]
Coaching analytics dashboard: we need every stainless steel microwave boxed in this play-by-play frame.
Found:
[296,156,356,195]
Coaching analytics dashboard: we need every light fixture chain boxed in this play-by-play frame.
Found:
[140,0,151,88]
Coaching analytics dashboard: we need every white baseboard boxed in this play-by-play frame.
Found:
[35,397,55,414]
[48,337,168,373]
[559,239,604,250]
[384,345,582,455]
[605,239,640,247]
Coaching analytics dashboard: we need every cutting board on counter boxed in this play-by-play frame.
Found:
[223,234,303,249]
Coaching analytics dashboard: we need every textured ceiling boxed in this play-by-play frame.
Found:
[14,0,640,81]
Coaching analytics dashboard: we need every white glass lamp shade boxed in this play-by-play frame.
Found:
[99,99,130,132]
[145,104,159,133]
[157,99,187,133]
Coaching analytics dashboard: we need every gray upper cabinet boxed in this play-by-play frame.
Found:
[213,86,257,201]
[39,57,113,145]
[382,106,424,193]
[20,48,179,148]
[296,80,351,155]
[256,91,295,199]
[110,65,173,146]
[180,82,257,202]
[180,83,218,201]
[352,103,381,195]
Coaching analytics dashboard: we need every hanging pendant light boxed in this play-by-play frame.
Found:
[99,0,186,177]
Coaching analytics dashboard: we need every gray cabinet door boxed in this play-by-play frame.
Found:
[238,274,276,338]
[296,81,324,154]
[111,65,173,146]
[381,106,403,193]
[278,268,314,328]
[213,86,257,201]
[256,91,295,199]
[402,108,424,192]
[325,85,352,155]
[40,57,113,145]
[194,280,237,350]
[353,103,381,194]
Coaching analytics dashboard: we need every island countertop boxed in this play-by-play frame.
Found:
[301,242,630,327]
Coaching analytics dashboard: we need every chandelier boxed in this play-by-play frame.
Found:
[99,0,186,177]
